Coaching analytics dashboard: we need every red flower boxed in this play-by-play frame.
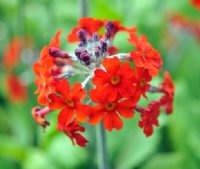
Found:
[58,119,88,147]
[33,30,62,105]
[92,57,136,101]
[32,107,50,128]
[7,74,27,102]
[67,18,105,43]
[191,0,200,10]
[48,79,87,125]
[129,34,162,77]
[3,37,23,70]
[160,71,174,115]
[134,68,152,99]
[89,89,135,131]
[138,101,160,137]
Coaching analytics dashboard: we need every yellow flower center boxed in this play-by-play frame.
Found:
[110,75,120,85]
[140,78,146,88]
[105,103,116,111]
[66,99,74,108]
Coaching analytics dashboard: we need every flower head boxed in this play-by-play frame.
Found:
[32,18,174,147]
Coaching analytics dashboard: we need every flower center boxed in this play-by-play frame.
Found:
[110,75,120,85]
[66,99,74,108]
[105,103,116,111]
[140,79,146,88]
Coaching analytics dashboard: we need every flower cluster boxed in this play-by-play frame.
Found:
[32,18,175,147]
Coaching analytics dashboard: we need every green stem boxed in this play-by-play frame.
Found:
[80,0,88,17]
[96,122,109,169]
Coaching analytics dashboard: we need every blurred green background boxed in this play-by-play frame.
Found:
[0,0,200,169]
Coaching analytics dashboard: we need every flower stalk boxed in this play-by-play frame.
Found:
[96,122,109,169]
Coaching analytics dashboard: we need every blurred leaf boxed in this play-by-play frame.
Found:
[0,135,27,162]
[47,135,89,168]
[107,116,160,169]
[23,149,56,169]
[141,153,184,169]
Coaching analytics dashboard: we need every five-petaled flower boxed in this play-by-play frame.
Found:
[89,89,135,131]
[92,57,136,102]
[48,79,87,125]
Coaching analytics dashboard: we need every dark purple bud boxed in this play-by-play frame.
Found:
[80,52,90,65]
[49,47,70,58]
[77,29,86,44]
[94,45,101,57]
[75,48,82,59]
[78,41,84,47]
[93,32,99,41]
[100,39,107,53]
[105,21,114,39]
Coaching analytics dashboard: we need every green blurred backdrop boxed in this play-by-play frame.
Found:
[0,0,200,169]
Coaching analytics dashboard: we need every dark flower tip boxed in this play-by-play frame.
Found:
[49,47,70,58]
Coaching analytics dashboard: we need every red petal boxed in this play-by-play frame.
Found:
[73,133,89,147]
[50,30,62,48]
[57,108,74,130]
[76,104,88,122]
[88,107,104,125]
[102,57,120,75]
[55,79,70,98]
[117,108,134,118]
[70,82,86,102]
[48,94,66,110]
[103,111,123,131]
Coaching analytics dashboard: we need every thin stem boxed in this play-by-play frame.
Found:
[81,73,93,88]
[96,122,109,169]
[80,0,88,17]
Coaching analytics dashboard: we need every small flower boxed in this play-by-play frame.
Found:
[7,74,27,102]
[92,57,136,101]
[159,71,175,115]
[134,67,152,99]
[129,34,162,77]
[48,79,87,125]
[32,106,50,128]
[3,37,23,70]
[89,89,135,131]
[58,119,89,147]
[138,101,160,137]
